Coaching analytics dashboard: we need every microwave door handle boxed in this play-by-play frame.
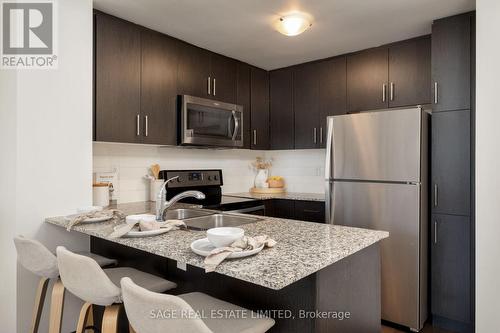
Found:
[231,110,239,141]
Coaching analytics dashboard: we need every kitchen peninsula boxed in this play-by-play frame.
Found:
[46,202,388,333]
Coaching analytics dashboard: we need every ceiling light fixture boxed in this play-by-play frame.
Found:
[276,12,312,37]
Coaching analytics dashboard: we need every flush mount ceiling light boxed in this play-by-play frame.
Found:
[275,12,313,37]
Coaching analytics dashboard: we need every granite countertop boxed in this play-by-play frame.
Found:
[46,201,388,290]
[224,192,326,202]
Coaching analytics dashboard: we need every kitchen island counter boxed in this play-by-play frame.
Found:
[45,201,387,290]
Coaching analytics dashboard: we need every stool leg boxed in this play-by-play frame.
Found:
[85,304,94,333]
[75,302,92,333]
[30,277,49,333]
[101,304,120,333]
[48,279,66,333]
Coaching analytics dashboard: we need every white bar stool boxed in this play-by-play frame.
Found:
[56,246,177,333]
[13,235,117,333]
[121,277,275,333]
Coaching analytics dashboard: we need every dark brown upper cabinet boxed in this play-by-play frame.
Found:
[347,47,389,112]
[347,37,431,113]
[318,56,347,148]
[270,67,294,150]
[432,13,472,112]
[140,29,179,145]
[176,42,211,98]
[177,43,237,103]
[94,12,142,144]
[294,63,319,149]
[210,54,237,103]
[389,36,431,108]
[236,62,251,149]
[250,67,270,150]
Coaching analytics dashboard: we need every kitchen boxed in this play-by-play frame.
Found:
[2,1,498,333]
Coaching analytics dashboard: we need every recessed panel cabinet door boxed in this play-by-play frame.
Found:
[431,214,471,323]
[431,110,471,216]
[270,67,294,150]
[94,13,141,143]
[432,13,472,112]
[177,42,211,98]
[294,63,319,149]
[236,63,251,149]
[389,37,431,108]
[250,67,270,150]
[347,47,389,112]
[318,56,347,148]
[210,54,237,103]
[141,30,178,145]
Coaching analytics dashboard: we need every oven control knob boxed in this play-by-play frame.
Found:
[177,177,182,182]
[214,175,218,181]
[208,176,212,181]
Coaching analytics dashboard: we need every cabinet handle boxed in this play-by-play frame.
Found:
[434,184,438,207]
[253,130,257,145]
[313,128,317,144]
[434,82,438,104]
[136,114,140,136]
[434,220,438,244]
[390,82,394,101]
[208,76,211,95]
[145,115,149,137]
[213,78,216,96]
[382,84,387,102]
[320,127,323,144]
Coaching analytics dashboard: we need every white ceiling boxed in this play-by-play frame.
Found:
[93,0,475,70]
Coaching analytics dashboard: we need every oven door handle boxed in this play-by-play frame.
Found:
[227,205,265,214]
[231,110,239,141]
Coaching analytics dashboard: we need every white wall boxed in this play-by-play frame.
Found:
[0,56,19,333]
[1,0,94,332]
[93,144,325,202]
[476,1,500,331]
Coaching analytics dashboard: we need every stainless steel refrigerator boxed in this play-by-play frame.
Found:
[325,107,429,331]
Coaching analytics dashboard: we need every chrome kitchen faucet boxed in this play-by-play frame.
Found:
[155,176,205,221]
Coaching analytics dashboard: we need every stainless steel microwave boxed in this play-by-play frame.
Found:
[179,95,243,148]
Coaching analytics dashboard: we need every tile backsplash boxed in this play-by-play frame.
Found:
[93,143,325,203]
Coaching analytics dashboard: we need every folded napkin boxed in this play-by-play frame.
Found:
[204,235,276,272]
[66,209,125,231]
[109,219,185,239]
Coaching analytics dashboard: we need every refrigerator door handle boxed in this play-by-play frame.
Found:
[325,117,335,180]
[325,181,335,224]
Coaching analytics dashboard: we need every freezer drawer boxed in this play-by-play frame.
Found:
[327,180,425,330]
[325,108,424,182]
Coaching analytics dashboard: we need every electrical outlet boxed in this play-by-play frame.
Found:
[176,261,187,271]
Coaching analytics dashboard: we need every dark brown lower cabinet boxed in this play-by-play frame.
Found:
[265,199,325,223]
[294,201,325,223]
[431,214,473,332]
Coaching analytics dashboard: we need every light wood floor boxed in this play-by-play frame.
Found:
[382,322,453,333]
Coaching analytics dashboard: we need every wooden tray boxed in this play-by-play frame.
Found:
[249,187,286,194]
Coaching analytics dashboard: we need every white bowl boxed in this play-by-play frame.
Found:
[206,227,244,248]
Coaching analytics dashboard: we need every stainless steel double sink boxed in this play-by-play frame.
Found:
[164,208,262,231]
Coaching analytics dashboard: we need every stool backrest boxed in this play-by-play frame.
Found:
[13,235,59,278]
[121,277,212,333]
[56,246,121,306]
